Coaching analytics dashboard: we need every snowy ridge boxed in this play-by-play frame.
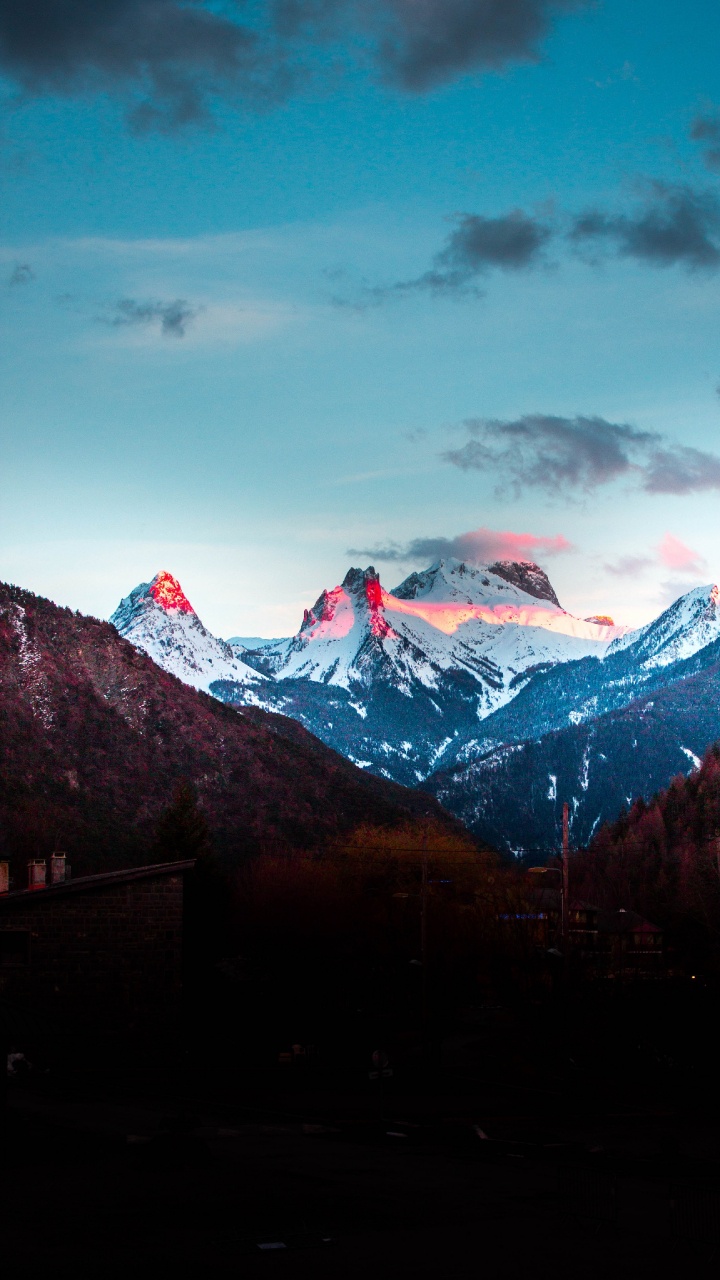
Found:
[110,571,266,694]
[607,583,720,669]
[250,559,627,714]
[109,562,720,841]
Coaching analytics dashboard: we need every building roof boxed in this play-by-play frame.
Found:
[0,859,195,906]
[596,908,663,935]
[523,886,662,933]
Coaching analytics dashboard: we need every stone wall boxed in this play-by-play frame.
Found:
[0,871,187,1040]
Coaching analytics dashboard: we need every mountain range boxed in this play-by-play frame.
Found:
[109,564,720,853]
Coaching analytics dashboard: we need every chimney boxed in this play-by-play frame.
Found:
[50,852,67,884]
[28,859,47,890]
[0,862,9,894]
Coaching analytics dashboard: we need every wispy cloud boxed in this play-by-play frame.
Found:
[603,554,654,578]
[348,525,573,566]
[604,535,707,583]
[0,0,264,134]
[443,413,720,498]
[656,532,706,575]
[690,108,720,173]
[7,262,34,286]
[356,0,587,92]
[103,297,202,337]
[642,446,720,495]
[343,178,720,310]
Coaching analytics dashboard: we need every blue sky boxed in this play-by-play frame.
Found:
[2,0,720,636]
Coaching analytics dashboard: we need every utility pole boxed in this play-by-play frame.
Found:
[561,801,570,952]
[420,844,428,1048]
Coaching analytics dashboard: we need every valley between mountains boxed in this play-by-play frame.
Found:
[110,561,720,855]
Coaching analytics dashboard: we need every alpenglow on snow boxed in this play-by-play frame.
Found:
[109,560,720,851]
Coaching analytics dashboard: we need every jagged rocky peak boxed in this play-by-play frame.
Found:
[301,566,383,633]
[146,570,195,613]
[585,614,615,626]
[111,570,195,628]
[486,561,560,608]
[110,570,264,693]
[342,565,382,600]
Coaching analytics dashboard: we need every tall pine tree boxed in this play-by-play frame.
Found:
[153,781,212,862]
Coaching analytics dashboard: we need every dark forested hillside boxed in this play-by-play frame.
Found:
[573,743,720,968]
[0,582,460,879]
[426,654,720,854]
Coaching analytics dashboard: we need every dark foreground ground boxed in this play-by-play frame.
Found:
[3,996,720,1278]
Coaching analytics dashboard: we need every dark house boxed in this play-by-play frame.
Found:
[506,884,666,980]
[0,859,195,1050]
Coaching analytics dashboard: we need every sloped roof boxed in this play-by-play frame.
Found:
[0,860,195,907]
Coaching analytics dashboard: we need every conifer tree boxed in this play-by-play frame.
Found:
[153,780,212,862]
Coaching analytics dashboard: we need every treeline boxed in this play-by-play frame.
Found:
[573,742,720,968]
[188,818,540,1062]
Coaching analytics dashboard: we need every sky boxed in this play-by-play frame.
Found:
[2,0,720,638]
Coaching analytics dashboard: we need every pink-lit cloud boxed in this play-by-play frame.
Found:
[656,533,707,575]
[348,525,574,566]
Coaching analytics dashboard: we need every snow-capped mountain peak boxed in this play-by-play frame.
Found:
[607,582,720,668]
[298,566,395,643]
[242,558,626,708]
[110,571,265,694]
[392,558,559,607]
[385,558,626,646]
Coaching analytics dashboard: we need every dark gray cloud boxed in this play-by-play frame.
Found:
[349,525,573,564]
[690,109,720,173]
[443,413,720,498]
[356,0,586,93]
[444,414,655,495]
[0,0,267,132]
[106,297,201,337]
[0,0,585,129]
[426,210,552,285]
[569,183,720,270]
[7,261,33,285]
[351,209,552,305]
[641,445,720,495]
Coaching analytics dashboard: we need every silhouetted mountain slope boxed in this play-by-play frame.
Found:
[0,581,459,879]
